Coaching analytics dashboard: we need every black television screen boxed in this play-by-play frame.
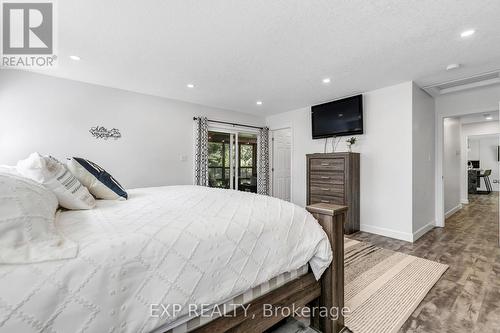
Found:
[311,95,363,139]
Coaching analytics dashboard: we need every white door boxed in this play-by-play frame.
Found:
[271,128,292,201]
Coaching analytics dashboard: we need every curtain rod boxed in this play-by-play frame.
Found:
[193,117,264,130]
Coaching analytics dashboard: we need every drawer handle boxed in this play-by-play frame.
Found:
[320,176,330,179]
[320,163,330,166]
[321,200,330,203]
[321,188,330,191]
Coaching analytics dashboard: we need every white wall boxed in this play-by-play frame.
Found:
[0,71,264,188]
[435,85,500,226]
[443,118,462,215]
[412,83,436,236]
[435,85,500,118]
[266,82,416,241]
[468,139,480,161]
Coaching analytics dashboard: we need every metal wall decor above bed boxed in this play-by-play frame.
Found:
[89,126,122,140]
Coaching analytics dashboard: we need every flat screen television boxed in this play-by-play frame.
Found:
[311,94,363,139]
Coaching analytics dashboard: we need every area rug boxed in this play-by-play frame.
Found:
[344,238,448,333]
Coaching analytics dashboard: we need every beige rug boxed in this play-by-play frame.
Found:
[344,238,448,333]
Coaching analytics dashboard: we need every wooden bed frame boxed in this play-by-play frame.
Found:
[191,203,347,333]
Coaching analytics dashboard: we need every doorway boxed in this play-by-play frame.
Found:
[271,128,292,201]
[466,134,500,195]
[207,130,258,193]
[442,112,500,231]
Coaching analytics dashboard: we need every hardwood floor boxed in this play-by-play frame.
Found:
[348,193,500,333]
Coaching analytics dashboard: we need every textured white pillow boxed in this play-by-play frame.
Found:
[0,173,79,264]
[16,153,96,210]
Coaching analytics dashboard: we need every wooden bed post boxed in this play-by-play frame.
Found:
[306,203,347,333]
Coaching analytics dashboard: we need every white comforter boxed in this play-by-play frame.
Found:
[0,185,332,333]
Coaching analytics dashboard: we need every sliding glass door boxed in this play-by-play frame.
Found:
[208,130,257,193]
[237,133,257,192]
[208,131,234,189]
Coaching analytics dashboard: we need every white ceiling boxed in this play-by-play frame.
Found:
[32,0,500,115]
[468,133,499,141]
[460,111,499,124]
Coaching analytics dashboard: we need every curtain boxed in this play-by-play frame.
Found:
[257,127,270,195]
[194,117,209,186]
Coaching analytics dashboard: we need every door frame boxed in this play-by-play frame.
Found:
[270,127,293,201]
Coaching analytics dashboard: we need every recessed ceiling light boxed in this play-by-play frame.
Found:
[460,29,475,38]
[256,101,263,106]
[186,83,195,88]
[69,55,80,61]
[446,63,461,71]
[484,114,493,120]
[322,78,331,84]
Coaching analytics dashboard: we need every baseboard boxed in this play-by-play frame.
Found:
[445,204,462,219]
[461,199,469,205]
[360,222,436,243]
[412,222,435,242]
[359,224,413,242]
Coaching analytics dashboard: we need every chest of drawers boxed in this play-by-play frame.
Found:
[306,153,360,234]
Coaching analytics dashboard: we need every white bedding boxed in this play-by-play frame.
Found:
[0,185,332,333]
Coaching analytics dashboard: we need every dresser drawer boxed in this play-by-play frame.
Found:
[310,194,345,205]
[310,158,344,171]
[310,184,344,197]
[307,153,359,234]
[310,171,344,185]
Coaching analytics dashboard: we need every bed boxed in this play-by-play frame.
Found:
[0,185,345,333]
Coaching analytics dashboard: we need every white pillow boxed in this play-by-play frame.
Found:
[16,153,96,210]
[0,173,79,264]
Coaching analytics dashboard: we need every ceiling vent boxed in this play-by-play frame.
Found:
[423,71,500,96]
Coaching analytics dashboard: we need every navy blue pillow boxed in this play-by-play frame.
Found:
[67,157,128,200]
